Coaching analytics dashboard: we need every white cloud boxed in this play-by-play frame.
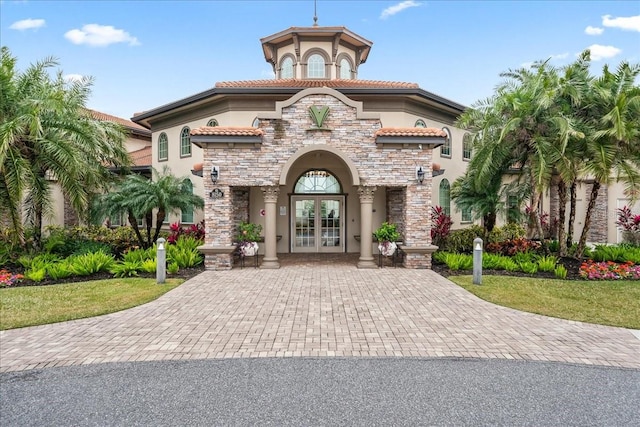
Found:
[63,74,85,83]
[9,18,45,30]
[64,24,140,47]
[584,26,604,36]
[380,1,421,19]
[550,52,569,60]
[584,44,622,61]
[602,14,640,32]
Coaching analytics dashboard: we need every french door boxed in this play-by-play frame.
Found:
[291,196,344,253]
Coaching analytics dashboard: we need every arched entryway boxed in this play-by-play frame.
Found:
[291,170,344,253]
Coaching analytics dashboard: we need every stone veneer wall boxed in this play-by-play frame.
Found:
[587,183,608,243]
[232,187,250,237]
[386,188,405,240]
[201,91,435,269]
[63,194,80,227]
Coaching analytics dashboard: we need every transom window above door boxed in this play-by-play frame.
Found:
[294,170,341,194]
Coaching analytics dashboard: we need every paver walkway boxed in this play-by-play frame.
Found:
[1,264,639,372]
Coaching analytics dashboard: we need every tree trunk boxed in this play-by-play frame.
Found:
[566,180,577,249]
[576,181,601,258]
[0,173,25,246]
[145,211,153,247]
[127,210,146,248]
[484,211,497,233]
[152,209,166,247]
[556,180,567,256]
[34,200,43,250]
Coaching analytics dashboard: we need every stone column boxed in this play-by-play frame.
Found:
[357,186,377,269]
[261,186,280,269]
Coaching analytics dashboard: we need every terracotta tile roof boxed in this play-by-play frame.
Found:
[129,146,151,167]
[375,127,447,137]
[190,126,264,136]
[87,109,150,133]
[215,79,419,89]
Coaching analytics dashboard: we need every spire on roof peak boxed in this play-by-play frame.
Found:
[313,0,318,26]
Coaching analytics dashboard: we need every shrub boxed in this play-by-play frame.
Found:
[501,258,520,272]
[69,251,115,276]
[236,221,262,243]
[140,259,157,274]
[174,235,202,252]
[548,240,560,253]
[483,253,507,269]
[441,253,473,270]
[554,265,568,279]
[537,255,558,272]
[512,252,536,264]
[486,238,541,256]
[616,206,640,245]
[430,206,452,247]
[443,225,485,253]
[123,247,155,263]
[0,270,23,287]
[518,261,539,274]
[592,245,628,263]
[110,261,142,278]
[488,223,526,243]
[167,220,206,245]
[167,262,180,275]
[24,268,46,282]
[46,262,74,280]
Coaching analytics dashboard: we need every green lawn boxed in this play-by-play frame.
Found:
[0,278,183,330]
[449,275,640,329]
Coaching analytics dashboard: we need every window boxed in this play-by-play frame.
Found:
[181,180,194,224]
[158,132,168,161]
[507,195,520,223]
[280,56,294,79]
[180,127,191,157]
[461,206,472,222]
[441,127,451,157]
[415,119,427,128]
[294,170,341,194]
[207,118,219,127]
[252,117,260,128]
[339,58,352,79]
[439,179,451,216]
[463,133,472,160]
[307,54,325,78]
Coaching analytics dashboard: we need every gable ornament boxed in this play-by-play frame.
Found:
[308,105,331,131]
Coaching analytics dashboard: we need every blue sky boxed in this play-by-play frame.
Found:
[2,0,639,120]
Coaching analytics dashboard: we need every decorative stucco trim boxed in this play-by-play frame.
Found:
[191,135,262,149]
[376,136,445,148]
[279,144,361,186]
[258,87,380,120]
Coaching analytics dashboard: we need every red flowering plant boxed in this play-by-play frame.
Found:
[430,206,453,247]
[0,269,23,288]
[579,260,640,280]
[167,220,205,244]
[616,206,640,245]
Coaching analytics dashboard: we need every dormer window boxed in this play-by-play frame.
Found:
[307,54,325,78]
[280,56,294,79]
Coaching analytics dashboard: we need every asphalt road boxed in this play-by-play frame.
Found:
[1,358,638,426]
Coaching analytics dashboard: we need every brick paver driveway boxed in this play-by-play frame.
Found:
[1,263,639,372]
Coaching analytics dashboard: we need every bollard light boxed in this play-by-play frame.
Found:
[473,237,483,285]
[157,237,166,284]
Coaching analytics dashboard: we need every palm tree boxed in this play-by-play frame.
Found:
[575,61,640,257]
[0,47,130,247]
[92,166,204,248]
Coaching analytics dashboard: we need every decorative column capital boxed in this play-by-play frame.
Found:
[358,186,376,203]
[261,186,280,203]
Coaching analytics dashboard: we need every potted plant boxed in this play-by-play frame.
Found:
[374,221,400,257]
[236,221,262,257]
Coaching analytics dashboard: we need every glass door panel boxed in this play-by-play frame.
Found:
[293,199,316,252]
[292,196,344,253]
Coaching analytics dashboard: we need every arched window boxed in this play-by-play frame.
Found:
[439,179,451,216]
[180,127,191,157]
[415,119,427,128]
[441,127,452,157]
[252,117,260,128]
[294,170,341,194]
[280,56,294,79]
[307,54,325,78]
[463,133,472,160]
[181,179,194,223]
[158,132,168,161]
[207,118,219,127]
[339,58,352,79]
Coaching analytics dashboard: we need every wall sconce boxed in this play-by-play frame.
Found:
[210,166,219,184]
[416,166,425,184]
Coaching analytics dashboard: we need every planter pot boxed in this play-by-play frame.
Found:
[378,241,397,257]
[240,242,259,257]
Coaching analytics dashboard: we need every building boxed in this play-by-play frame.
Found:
[132,24,475,270]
